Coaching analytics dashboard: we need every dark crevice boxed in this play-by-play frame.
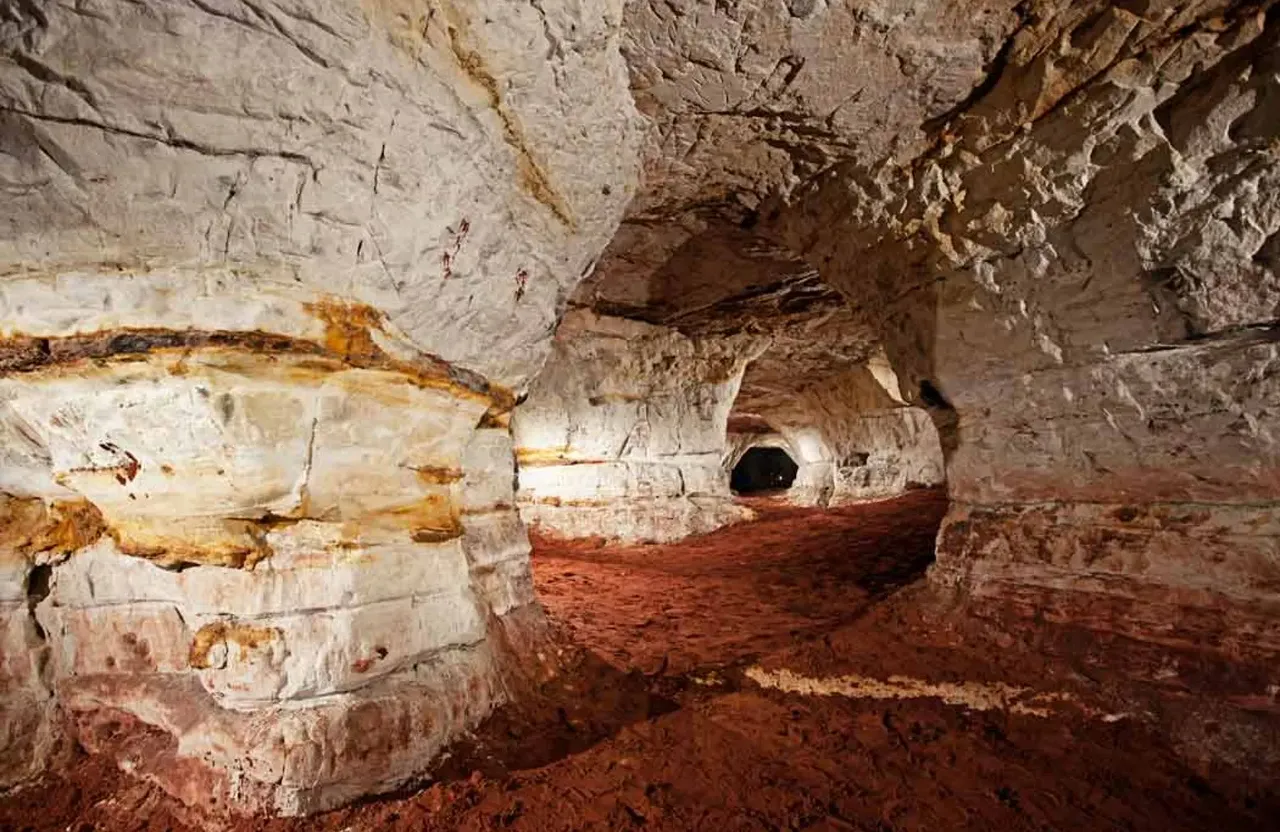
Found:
[0,105,319,171]
[919,379,953,411]
[26,563,53,641]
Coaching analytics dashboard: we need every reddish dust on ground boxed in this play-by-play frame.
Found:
[529,490,946,676]
[3,490,1277,831]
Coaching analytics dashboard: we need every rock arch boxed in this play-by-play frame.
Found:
[1,0,1278,817]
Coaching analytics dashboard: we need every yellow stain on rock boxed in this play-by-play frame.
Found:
[188,620,281,669]
[360,0,575,227]
[0,496,107,563]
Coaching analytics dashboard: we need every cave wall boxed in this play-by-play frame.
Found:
[759,365,945,506]
[0,0,641,811]
[931,17,1280,655]
[3,0,1278,814]
[512,310,759,542]
[827,407,945,502]
[770,3,1280,656]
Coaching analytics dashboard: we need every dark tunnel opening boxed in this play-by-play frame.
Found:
[731,446,799,494]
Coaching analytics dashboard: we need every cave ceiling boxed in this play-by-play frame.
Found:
[572,0,1025,419]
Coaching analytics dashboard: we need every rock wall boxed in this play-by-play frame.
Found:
[826,407,945,503]
[758,365,945,506]
[512,311,759,542]
[769,2,1280,656]
[0,0,641,812]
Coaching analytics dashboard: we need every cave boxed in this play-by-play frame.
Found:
[730,447,799,494]
[1,1,1279,829]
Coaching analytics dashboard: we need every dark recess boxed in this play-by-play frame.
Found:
[732,446,799,493]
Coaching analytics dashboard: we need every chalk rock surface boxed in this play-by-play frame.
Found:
[512,310,759,542]
[762,1,1280,654]
[2,0,1279,817]
[0,0,641,812]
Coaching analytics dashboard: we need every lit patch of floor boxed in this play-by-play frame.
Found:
[744,666,1132,720]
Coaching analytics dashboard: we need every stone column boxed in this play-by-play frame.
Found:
[0,0,641,812]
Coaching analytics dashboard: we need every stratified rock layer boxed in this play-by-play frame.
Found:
[0,0,642,812]
[512,311,758,542]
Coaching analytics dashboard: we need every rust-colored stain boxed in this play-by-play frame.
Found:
[587,393,646,406]
[526,496,609,508]
[515,448,607,468]
[0,493,286,572]
[110,532,258,570]
[64,441,140,486]
[514,446,570,465]
[356,0,574,228]
[479,410,510,429]
[188,620,280,669]
[411,525,465,543]
[441,218,470,280]
[460,502,513,516]
[351,647,388,674]
[0,328,305,373]
[409,464,465,485]
[0,496,107,562]
[0,316,516,421]
[108,516,278,571]
[439,8,575,229]
[303,298,387,364]
[371,492,466,544]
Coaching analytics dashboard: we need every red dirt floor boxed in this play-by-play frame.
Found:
[3,489,1279,831]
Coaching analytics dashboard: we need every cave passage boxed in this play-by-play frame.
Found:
[730,446,799,494]
[532,489,947,675]
[2,0,1277,826]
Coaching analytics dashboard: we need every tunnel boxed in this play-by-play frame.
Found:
[730,447,799,494]
[1,2,1278,830]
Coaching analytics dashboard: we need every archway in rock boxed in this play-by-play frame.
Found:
[3,1,1279,829]
[730,446,798,494]
[727,354,948,508]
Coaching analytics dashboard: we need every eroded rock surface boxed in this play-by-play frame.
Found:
[2,0,1279,818]
[0,0,641,812]
[512,310,758,542]
[761,1,1280,654]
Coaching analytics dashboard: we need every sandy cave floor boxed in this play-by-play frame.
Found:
[3,489,1279,831]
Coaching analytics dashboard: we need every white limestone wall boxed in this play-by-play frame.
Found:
[759,366,945,506]
[0,0,642,812]
[767,10,1280,655]
[512,311,761,542]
